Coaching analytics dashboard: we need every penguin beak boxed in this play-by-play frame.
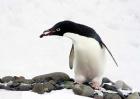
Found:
[40,29,55,38]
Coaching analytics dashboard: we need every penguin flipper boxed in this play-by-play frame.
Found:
[69,44,74,69]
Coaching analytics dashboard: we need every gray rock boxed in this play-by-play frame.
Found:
[15,84,32,91]
[14,76,25,82]
[103,93,122,99]
[102,77,115,85]
[32,83,45,94]
[102,84,118,92]
[94,95,103,99]
[62,81,74,89]
[115,80,132,90]
[72,84,95,98]
[22,79,34,84]
[127,92,140,99]
[32,72,70,83]
[1,76,14,83]
[32,82,55,94]
[0,78,2,83]
[5,81,20,90]
[0,83,5,89]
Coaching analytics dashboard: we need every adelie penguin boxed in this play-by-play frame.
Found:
[40,20,118,89]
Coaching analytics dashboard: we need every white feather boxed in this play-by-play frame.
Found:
[64,33,106,83]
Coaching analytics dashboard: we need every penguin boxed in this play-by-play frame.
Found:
[40,20,118,89]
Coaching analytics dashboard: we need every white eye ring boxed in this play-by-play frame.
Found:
[56,28,61,31]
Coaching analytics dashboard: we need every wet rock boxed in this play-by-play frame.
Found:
[127,92,140,99]
[32,82,56,94]
[103,93,122,99]
[1,76,14,83]
[115,80,132,90]
[32,72,70,83]
[72,84,95,98]
[61,81,74,89]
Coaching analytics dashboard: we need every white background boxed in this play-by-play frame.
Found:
[0,0,140,99]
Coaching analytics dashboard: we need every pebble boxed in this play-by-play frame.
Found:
[115,80,132,90]
[72,83,95,98]
[127,92,140,99]
[32,72,70,83]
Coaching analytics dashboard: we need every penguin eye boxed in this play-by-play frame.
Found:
[56,28,61,31]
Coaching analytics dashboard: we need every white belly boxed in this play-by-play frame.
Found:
[64,33,106,82]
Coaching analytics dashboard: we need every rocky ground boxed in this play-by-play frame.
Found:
[0,72,139,99]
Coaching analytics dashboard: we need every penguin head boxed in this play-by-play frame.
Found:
[40,20,76,38]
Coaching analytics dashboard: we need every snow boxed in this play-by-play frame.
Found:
[0,0,140,99]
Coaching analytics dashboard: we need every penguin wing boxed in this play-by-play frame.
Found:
[69,44,74,69]
[102,42,118,67]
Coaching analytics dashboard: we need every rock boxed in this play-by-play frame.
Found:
[62,81,74,89]
[15,84,32,91]
[1,76,14,83]
[115,80,132,90]
[32,72,70,83]
[0,78,2,83]
[102,77,115,85]
[127,92,140,99]
[0,83,5,89]
[5,81,20,90]
[32,83,45,94]
[13,76,34,84]
[48,80,63,90]
[14,76,25,82]
[72,84,95,98]
[32,82,56,94]
[94,95,103,99]
[102,84,118,92]
[103,93,122,99]
[22,79,34,84]
[102,84,126,98]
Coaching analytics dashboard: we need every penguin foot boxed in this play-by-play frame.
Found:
[90,77,102,90]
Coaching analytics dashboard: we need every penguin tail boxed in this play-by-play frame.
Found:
[102,42,118,67]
